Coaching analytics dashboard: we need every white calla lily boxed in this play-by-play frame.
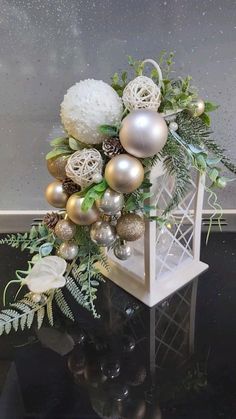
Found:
[23,256,67,294]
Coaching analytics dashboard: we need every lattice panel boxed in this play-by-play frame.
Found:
[154,173,198,279]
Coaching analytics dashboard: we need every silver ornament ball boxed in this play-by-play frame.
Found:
[190,98,205,117]
[31,293,43,304]
[169,121,178,131]
[90,220,117,247]
[119,109,168,158]
[113,241,132,260]
[58,241,79,260]
[105,154,144,194]
[96,188,124,215]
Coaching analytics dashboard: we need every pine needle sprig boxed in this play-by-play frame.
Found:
[162,135,191,215]
[176,111,212,147]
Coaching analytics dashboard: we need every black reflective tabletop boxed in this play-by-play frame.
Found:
[0,232,236,419]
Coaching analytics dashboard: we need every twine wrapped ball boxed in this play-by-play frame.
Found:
[60,79,123,145]
[66,148,103,189]
[122,76,161,112]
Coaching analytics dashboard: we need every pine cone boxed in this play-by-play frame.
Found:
[43,212,61,230]
[102,137,125,158]
[62,178,80,195]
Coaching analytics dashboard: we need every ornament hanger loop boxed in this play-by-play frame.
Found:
[142,59,163,88]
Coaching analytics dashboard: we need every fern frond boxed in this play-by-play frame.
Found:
[0,295,48,335]
[46,298,54,326]
[66,277,91,310]
[54,289,74,321]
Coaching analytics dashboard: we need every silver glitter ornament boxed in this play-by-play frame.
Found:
[113,241,132,260]
[54,219,76,241]
[119,109,168,158]
[58,241,79,260]
[116,213,145,241]
[96,188,124,215]
[90,220,117,247]
[169,121,178,131]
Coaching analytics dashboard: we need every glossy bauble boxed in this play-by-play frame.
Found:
[54,219,76,241]
[189,98,205,117]
[45,180,69,208]
[58,241,79,260]
[90,220,116,247]
[105,154,144,194]
[119,110,168,158]
[60,79,123,144]
[113,241,132,260]
[47,155,68,180]
[169,121,178,131]
[96,188,124,215]
[116,214,145,241]
[66,195,99,225]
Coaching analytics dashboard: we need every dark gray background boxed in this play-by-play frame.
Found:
[0,0,235,210]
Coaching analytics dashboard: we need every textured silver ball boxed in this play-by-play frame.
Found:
[90,220,117,247]
[58,241,79,260]
[169,121,178,131]
[96,188,124,215]
[119,110,168,158]
[113,241,132,260]
[54,219,76,241]
[189,98,205,117]
[60,79,123,144]
[116,213,145,242]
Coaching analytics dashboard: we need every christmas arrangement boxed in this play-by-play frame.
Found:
[0,52,235,334]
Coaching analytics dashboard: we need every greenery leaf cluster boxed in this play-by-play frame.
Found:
[0,224,55,255]
[77,179,108,211]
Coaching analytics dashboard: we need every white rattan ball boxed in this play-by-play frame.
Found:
[66,149,103,189]
[60,79,123,145]
[122,76,161,112]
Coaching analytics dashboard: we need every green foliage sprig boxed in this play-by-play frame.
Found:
[0,224,55,255]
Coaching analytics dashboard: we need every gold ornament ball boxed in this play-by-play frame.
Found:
[66,195,99,225]
[190,98,205,117]
[116,213,145,241]
[119,109,168,158]
[58,241,79,260]
[105,154,144,194]
[45,180,69,208]
[47,155,68,180]
[54,219,76,241]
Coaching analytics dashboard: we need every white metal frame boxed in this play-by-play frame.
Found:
[98,170,208,307]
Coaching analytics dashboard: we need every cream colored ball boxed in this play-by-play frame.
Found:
[105,154,144,194]
[66,195,99,225]
[60,79,123,145]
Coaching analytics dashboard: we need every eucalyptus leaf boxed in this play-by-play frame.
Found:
[39,243,53,257]
[50,137,68,146]
[204,101,219,112]
[206,157,222,167]
[208,168,219,182]
[69,137,83,151]
[200,113,211,127]
[98,125,118,137]
[46,148,72,160]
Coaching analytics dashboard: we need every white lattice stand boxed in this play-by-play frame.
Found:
[98,164,208,307]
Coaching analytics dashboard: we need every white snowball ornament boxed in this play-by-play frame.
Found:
[60,79,123,145]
